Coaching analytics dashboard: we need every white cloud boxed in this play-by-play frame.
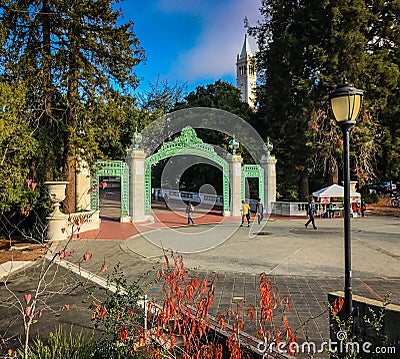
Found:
[170,0,261,82]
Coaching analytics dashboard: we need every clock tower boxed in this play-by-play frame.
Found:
[236,35,256,108]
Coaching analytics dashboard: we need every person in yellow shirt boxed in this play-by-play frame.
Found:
[240,200,251,227]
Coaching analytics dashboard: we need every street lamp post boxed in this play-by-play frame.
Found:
[329,80,363,321]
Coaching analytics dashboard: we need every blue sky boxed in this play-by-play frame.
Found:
[119,0,261,95]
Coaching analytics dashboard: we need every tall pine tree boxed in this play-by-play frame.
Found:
[249,0,399,199]
[0,0,144,212]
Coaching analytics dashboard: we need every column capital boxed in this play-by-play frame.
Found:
[126,148,146,161]
[260,154,277,165]
[227,153,243,164]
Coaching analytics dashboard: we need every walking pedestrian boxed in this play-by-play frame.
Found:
[240,200,251,227]
[164,193,169,210]
[256,198,264,224]
[360,198,366,217]
[305,198,317,229]
[186,201,195,225]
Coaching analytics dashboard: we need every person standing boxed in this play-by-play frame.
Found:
[305,198,317,229]
[186,201,195,225]
[164,193,169,210]
[256,198,264,224]
[240,200,251,227]
[360,198,366,217]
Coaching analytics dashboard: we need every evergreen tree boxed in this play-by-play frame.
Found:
[0,82,39,216]
[249,0,399,199]
[0,0,144,212]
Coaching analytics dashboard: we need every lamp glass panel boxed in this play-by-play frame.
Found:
[331,96,350,122]
[350,95,362,121]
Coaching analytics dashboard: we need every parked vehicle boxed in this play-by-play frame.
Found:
[367,181,391,194]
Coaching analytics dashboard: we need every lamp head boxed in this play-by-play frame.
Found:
[329,81,363,124]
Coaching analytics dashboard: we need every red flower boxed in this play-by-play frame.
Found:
[120,327,129,342]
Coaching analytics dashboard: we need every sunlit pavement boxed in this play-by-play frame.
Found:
[53,205,400,358]
[2,201,399,358]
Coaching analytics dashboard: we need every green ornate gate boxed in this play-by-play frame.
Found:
[90,160,130,220]
[144,127,230,215]
[242,164,264,201]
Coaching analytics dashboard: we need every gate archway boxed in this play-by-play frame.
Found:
[144,127,230,215]
[90,160,130,222]
[242,164,265,201]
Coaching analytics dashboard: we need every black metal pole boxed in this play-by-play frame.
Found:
[339,121,355,321]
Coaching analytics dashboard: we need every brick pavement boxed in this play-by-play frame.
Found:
[2,204,399,358]
[50,214,400,359]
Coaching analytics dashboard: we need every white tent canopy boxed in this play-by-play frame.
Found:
[312,184,361,201]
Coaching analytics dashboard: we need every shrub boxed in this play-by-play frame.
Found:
[17,326,96,359]
[363,192,380,204]
[90,263,148,359]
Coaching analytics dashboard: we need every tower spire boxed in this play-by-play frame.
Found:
[239,34,253,59]
[236,35,256,108]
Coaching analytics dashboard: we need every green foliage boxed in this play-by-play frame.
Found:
[248,0,400,198]
[91,263,146,359]
[363,192,380,204]
[0,82,39,215]
[174,80,257,164]
[17,327,96,359]
[0,0,144,212]
[329,294,395,359]
[176,80,253,119]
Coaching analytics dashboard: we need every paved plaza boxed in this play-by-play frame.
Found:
[1,206,399,358]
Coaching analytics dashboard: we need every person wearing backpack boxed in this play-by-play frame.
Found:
[305,198,317,229]
[240,200,251,227]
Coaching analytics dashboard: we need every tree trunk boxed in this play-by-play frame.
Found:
[64,150,76,214]
[325,157,339,185]
[42,0,54,181]
[63,21,80,213]
[299,169,309,201]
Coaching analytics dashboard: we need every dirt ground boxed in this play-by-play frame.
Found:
[0,239,47,265]
[1,198,399,266]
[366,197,400,217]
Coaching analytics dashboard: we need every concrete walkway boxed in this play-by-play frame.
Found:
[2,205,399,358]
[48,211,400,358]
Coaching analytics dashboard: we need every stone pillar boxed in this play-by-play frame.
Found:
[126,149,146,222]
[45,181,69,241]
[227,154,243,216]
[350,181,358,193]
[260,155,277,213]
[76,159,91,211]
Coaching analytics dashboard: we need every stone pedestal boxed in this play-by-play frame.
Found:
[260,155,277,213]
[47,211,68,241]
[76,159,91,211]
[126,149,146,222]
[45,181,69,241]
[227,154,243,216]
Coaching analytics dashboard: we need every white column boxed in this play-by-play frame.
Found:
[227,154,243,216]
[260,155,277,214]
[126,149,146,222]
